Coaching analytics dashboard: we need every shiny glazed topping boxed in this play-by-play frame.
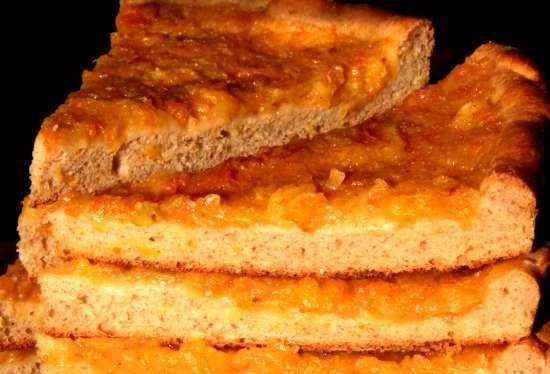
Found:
[56,180,479,232]
[41,2,393,151]
[48,259,520,321]
[0,350,33,364]
[128,43,508,196]
[0,262,39,303]
[43,338,502,374]
[42,50,519,231]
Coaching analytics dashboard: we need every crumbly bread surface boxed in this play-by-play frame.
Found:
[0,350,40,374]
[492,340,548,374]
[36,335,548,374]
[0,263,40,351]
[29,0,433,204]
[19,43,548,278]
[37,260,540,351]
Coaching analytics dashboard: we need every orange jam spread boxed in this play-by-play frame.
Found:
[0,350,33,365]
[44,51,518,231]
[0,262,39,303]
[49,258,521,321]
[43,337,503,374]
[40,2,392,151]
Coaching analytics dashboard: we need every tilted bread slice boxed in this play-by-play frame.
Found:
[37,252,545,352]
[29,0,433,204]
[19,43,549,278]
[36,335,549,374]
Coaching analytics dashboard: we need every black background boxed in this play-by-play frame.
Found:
[3,1,549,322]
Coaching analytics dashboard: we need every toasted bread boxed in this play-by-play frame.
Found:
[37,254,542,352]
[19,43,549,278]
[29,0,433,205]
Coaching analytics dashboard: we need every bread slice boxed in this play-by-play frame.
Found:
[36,335,548,374]
[28,0,433,205]
[37,254,543,352]
[0,350,39,374]
[0,263,40,351]
[19,43,549,278]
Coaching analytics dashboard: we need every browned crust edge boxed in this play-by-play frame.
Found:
[55,250,526,279]
[0,339,36,352]
[122,0,433,44]
[478,43,549,189]
[58,244,546,281]
[40,328,542,356]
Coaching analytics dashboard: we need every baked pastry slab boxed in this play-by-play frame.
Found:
[37,253,544,351]
[36,335,548,374]
[29,0,433,204]
[19,43,549,278]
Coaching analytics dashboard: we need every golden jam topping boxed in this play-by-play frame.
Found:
[41,2,392,151]
[49,259,519,322]
[43,337,501,374]
[0,350,33,365]
[0,262,38,302]
[130,44,505,198]
[35,29,536,232]
[47,52,513,231]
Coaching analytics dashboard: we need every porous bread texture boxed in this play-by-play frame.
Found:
[0,350,40,374]
[38,265,539,352]
[28,0,434,204]
[493,340,548,374]
[0,306,35,351]
[0,266,40,351]
[18,43,548,278]
[0,266,39,374]
[18,173,537,278]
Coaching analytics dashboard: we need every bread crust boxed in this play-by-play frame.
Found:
[480,44,548,185]
[129,0,431,48]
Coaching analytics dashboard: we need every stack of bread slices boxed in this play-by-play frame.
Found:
[2,0,550,373]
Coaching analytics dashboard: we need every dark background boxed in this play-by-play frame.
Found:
[3,1,549,321]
